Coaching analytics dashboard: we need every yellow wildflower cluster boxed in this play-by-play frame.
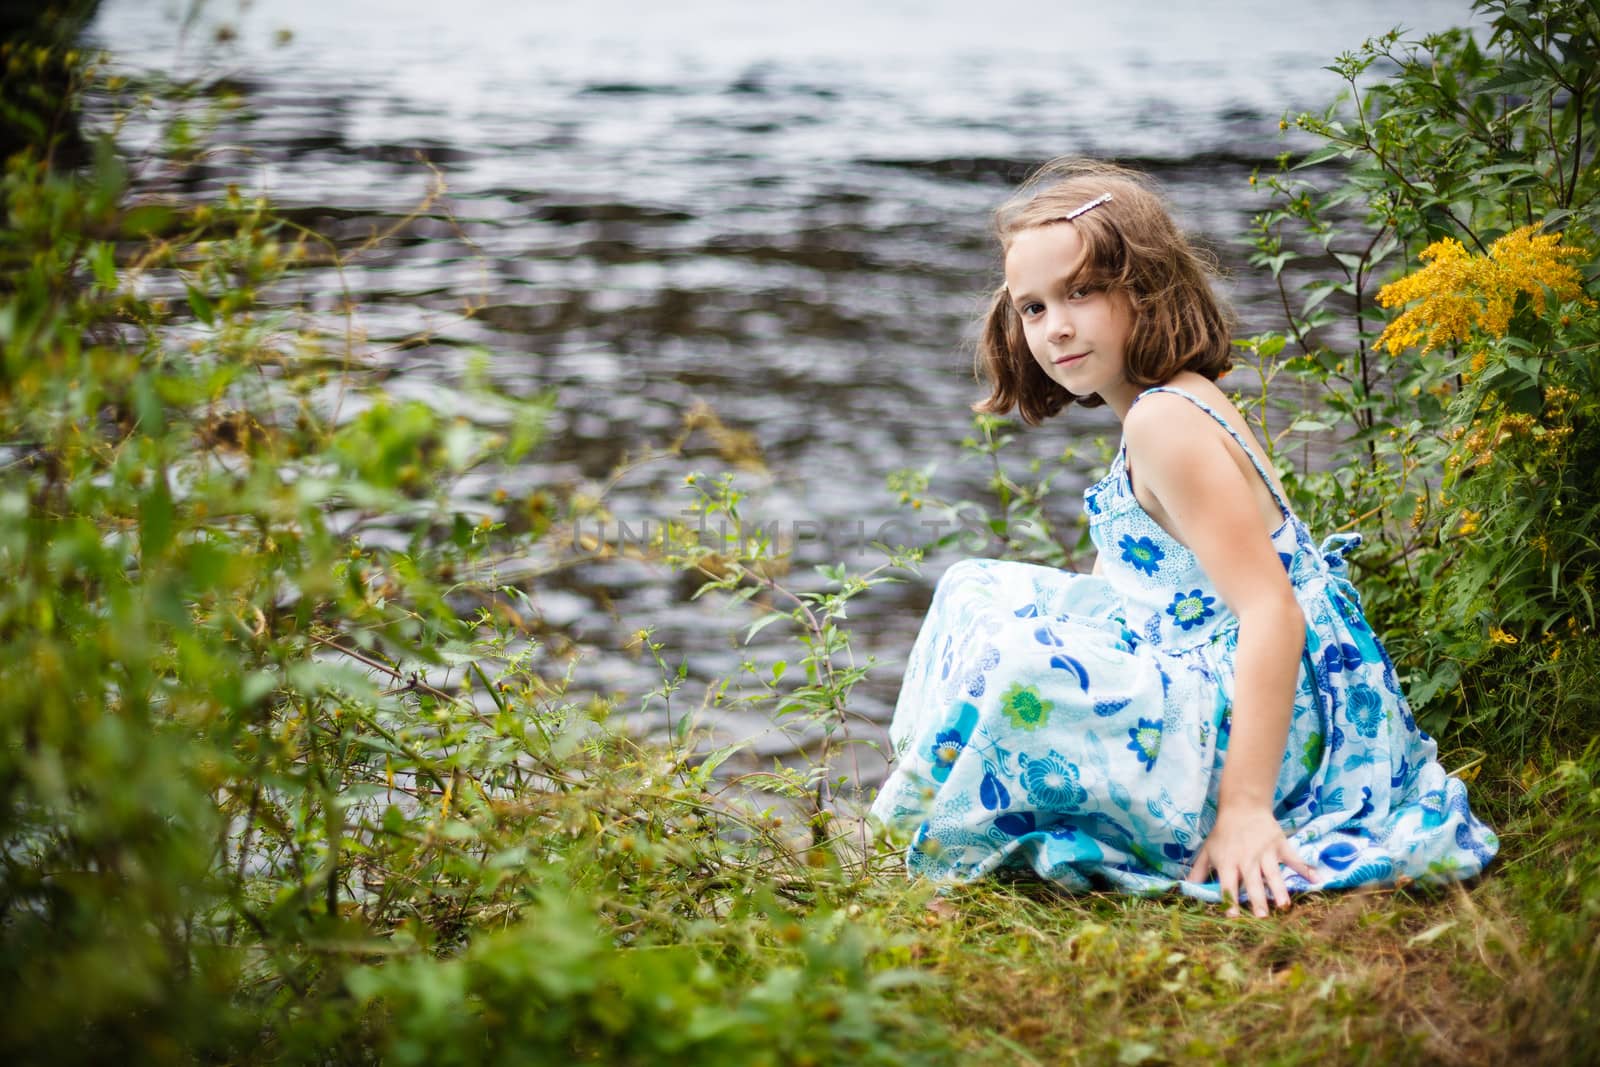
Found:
[1456,420,1498,469]
[1499,412,1537,436]
[1545,384,1580,416]
[1451,405,1575,470]
[1543,616,1588,662]
[1376,225,1590,356]
[1536,420,1574,457]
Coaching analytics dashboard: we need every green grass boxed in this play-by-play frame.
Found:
[838,753,1600,1066]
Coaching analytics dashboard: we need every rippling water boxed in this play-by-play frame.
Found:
[88,0,1475,780]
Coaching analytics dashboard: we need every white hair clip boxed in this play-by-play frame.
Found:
[1065,193,1113,220]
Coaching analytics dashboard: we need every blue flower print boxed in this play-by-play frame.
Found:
[1345,682,1385,738]
[1021,750,1087,810]
[1049,654,1090,690]
[962,645,1001,698]
[1327,859,1394,889]
[1352,785,1375,821]
[994,811,1038,837]
[1319,839,1359,870]
[1455,821,1497,866]
[1126,717,1163,771]
[1321,642,1364,676]
[979,769,1011,811]
[1377,643,1401,695]
[1165,589,1217,631]
[1337,591,1366,629]
[1419,789,1446,828]
[928,701,977,782]
[928,729,964,783]
[1093,697,1132,718]
[1118,534,1165,576]
[1389,755,1410,791]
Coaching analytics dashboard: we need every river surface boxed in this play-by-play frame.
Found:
[87,0,1476,789]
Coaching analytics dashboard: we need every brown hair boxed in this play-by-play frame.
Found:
[973,158,1235,425]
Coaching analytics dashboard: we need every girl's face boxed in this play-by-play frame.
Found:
[1004,222,1139,415]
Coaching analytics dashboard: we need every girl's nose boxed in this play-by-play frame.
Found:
[1050,313,1074,341]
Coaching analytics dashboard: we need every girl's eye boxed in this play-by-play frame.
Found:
[1021,301,1044,316]
[1068,287,1092,300]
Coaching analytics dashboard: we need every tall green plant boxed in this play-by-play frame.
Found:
[0,45,951,1064]
[1245,0,1600,743]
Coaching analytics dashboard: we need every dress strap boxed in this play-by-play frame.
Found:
[1131,386,1293,521]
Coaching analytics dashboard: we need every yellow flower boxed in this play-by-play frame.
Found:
[1376,225,1590,356]
[1489,626,1518,646]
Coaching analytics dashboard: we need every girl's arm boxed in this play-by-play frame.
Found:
[1122,395,1316,916]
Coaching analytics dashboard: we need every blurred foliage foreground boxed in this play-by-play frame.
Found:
[3,2,1600,1064]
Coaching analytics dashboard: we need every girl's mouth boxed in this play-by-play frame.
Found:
[1054,353,1087,366]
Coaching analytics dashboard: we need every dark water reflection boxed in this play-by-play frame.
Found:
[88,0,1475,783]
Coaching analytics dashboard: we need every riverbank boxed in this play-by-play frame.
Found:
[3,1,1597,1062]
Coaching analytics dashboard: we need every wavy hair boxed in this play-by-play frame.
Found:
[973,159,1236,425]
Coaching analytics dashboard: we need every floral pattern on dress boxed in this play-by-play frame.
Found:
[870,385,1498,903]
[1001,682,1052,731]
[1119,534,1165,576]
[1345,683,1385,738]
[1021,750,1087,810]
[928,729,964,782]
[1126,717,1163,771]
[1165,589,1216,631]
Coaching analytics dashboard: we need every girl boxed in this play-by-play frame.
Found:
[869,159,1498,916]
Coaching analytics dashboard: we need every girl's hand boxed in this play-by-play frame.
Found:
[1187,805,1315,917]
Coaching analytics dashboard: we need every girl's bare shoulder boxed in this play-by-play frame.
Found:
[1123,379,1225,452]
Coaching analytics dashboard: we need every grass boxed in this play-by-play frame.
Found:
[835,754,1600,1066]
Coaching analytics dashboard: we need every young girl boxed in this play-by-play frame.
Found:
[869,159,1498,916]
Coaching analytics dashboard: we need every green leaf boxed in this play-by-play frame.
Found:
[1292,144,1350,170]
[139,473,174,559]
[744,611,789,643]
[120,203,173,238]
[185,282,215,326]
[1288,417,1335,433]
[691,742,745,784]
[89,242,117,291]
[132,373,165,433]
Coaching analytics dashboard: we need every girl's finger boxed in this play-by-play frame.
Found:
[1266,861,1292,910]
[1220,868,1240,918]
[1278,840,1316,882]
[1187,846,1211,884]
[1242,865,1269,918]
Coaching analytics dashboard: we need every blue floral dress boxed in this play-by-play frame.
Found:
[870,386,1498,902]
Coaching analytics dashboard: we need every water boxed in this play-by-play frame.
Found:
[87,0,1478,783]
